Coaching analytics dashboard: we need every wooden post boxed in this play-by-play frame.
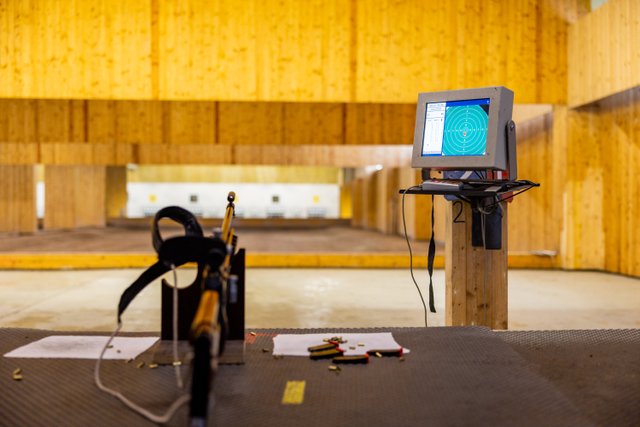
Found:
[445,201,508,329]
[0,165,37,233]
[106,166,128,218]
[44,165,106,229]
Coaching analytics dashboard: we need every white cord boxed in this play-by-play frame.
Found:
[94,266,190,423]
[171,265,184,389]
[94,323,190,423]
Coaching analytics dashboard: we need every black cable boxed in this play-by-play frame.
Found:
[402,186,429,328]
[426,194,436,313]
[487,185,536,209]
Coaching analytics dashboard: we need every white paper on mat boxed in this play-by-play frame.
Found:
[3,336,159,360]
[272,332,410,356]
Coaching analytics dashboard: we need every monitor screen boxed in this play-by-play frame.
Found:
[411,87,513,172]
[421,98,490,157]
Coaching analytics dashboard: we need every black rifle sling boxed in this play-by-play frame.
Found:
[152,206,204,253]
[117,206,206,323]
[117,261,169,323]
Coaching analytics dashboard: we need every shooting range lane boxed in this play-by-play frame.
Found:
[0,224,416,254]
[0,224,453,269]
[5,327,636,426]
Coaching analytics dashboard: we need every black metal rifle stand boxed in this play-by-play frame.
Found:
[150,249,246,365]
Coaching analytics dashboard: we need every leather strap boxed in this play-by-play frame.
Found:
[152,206,204,253]
[117,206,222,323]
[118,261,169,322]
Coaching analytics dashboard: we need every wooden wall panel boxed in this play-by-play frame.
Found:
[136,145,232,165]
[87,101,117,143]
[128,165,340,184]
[561,107,606,270]
[218,103,284,145]
[507,114,560,253]
[560,89,640,276]
[44,165,106,229]
[165,102,216,145]
[568,0,640,107]
[157,0,256,100]
[158,0,350,101]
[88,100,213,145]
[345,104,383,145]
[603,90,640,276]
[232,145,411,168]
[1,99,565,166]
[355,0,568,104]
[0,165,37,233]
[35,100,70,143]
[0,100,36,142]
[283,103,343,145]
[346,103,416,145]
[115,101,163,144]
[1,1,572,103]
[381,104,418,145]
[0,144,39,164]
[0,0,152,99]
[39,144,119,165]
[253,0,351,101]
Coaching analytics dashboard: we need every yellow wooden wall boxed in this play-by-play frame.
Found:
[350,168,444,241]
[1,0,574,104]
[128,165,341,184]
[352,117,563,253]
[568,0,640,107]
[0,165,37,233]
[559,90,640,276]
[507,113,561,253]
[44,166,106,229]
[1,0,638,277]
[0,99,415,166]
[0,0,152,99]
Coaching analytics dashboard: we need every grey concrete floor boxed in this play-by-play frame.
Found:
[0,268,638,332]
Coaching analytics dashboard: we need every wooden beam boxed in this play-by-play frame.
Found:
[445,201,508,329]
[0,252,559,270]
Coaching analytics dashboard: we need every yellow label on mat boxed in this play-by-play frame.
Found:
[281,380,306,405]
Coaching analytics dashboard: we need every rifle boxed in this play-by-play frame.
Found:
[189,191,237,426]
[108,191,241,425]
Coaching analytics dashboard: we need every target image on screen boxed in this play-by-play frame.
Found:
[421,98,490,157]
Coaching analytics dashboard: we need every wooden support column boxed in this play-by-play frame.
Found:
[445,201,508,329]
[106,166,128,218]
[350,178,364,228]
[0,165,37,233]
[44,165,106,229]
[374,169,388,234]
[363,172,377,229]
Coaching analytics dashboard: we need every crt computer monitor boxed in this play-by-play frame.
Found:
[411,86,514,173]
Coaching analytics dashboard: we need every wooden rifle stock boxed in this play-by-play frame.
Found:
[189,290,220,422]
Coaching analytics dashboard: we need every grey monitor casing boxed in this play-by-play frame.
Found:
[411,86,514,172]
